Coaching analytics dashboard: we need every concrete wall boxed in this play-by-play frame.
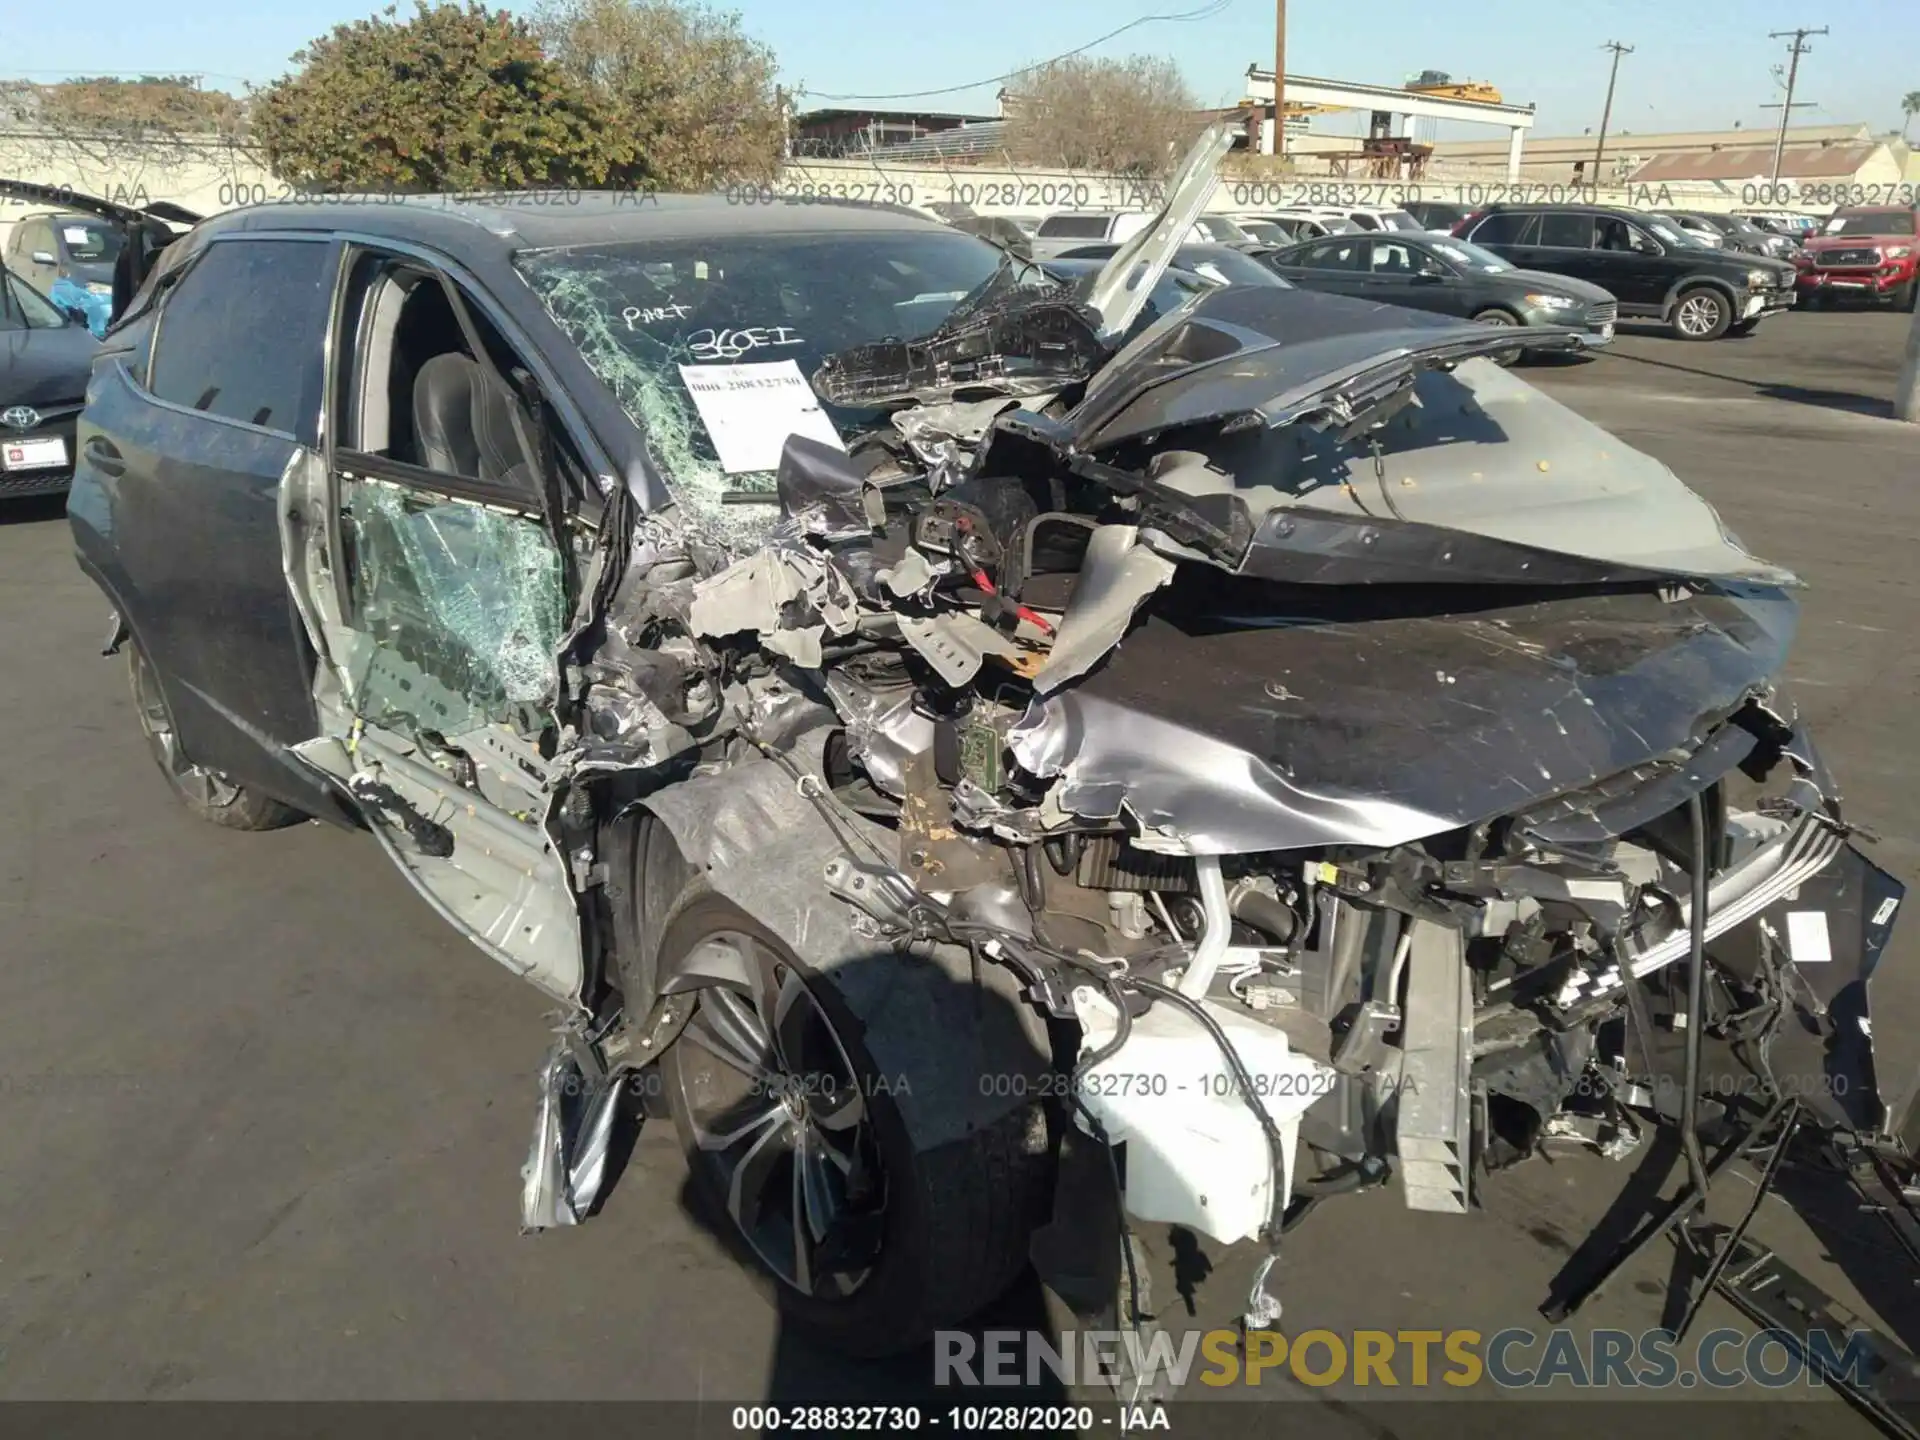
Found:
[3,125,1895,258]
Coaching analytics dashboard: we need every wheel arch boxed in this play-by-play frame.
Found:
[1663,273,1740,318]
[613,759,1054,1153]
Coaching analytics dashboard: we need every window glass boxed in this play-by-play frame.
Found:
[1467,212,1536,245]
[341,478,564,735]
[1371,241,1422,274]
[57,219,124,264]
[1038,215,1110,238]
[150,239,332,435]
[519,230,1020,545]
[1826,209,1916,236]
[1,270,68,330]
[1428,238,1512,273]
[1299,237,1367,270]
[1537,213,1594,249]
[1596,218,1660,254]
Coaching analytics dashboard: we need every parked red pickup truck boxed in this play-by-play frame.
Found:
[1795,206,1918,309]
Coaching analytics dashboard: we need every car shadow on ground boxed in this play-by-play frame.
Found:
[0,493,69,526]
[667,1166,1076,1414]
[1601,346,1897,418]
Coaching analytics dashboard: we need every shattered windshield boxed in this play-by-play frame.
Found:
[516,231,1018,544]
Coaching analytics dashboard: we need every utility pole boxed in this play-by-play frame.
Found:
[1768,26,1827,182]
[1591,41,1634,186]
[1272,0,1287,159]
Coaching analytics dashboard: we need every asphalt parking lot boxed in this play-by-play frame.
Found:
[1,306,1916,1429]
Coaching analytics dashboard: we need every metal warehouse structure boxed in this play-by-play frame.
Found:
[1242,68,1539,180]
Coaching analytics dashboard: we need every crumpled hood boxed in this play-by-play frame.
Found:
[1011,577,1800,855]
[1040,285,1792,588]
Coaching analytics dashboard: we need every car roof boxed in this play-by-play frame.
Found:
[191,191,949,262]
[1472,202,1666,222]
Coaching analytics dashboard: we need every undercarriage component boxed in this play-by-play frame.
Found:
[520,1033,621,1230]
[1070,985,1329,1247]
[1395,919,1475,1214]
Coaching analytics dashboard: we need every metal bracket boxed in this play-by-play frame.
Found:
[1395,920,1473,1213]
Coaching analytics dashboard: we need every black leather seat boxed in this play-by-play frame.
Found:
[411,352,533,488]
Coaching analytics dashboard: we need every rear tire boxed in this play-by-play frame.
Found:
[640,829,1053,1359]
[127,641,303,830]
[1671,287,1732,341]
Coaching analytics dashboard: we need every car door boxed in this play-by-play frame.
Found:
[1268,235,1370,296]
[1462,210,1538,262]
[1501,211,1595,287]
[290,243,583,1000]
[1356,237,1465,316]
[1591,216,1669,312]
[72,232,344,817]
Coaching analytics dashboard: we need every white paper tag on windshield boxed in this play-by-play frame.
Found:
[678,360,842,475]
[62,226,91,244]
[1785,910,1833,964]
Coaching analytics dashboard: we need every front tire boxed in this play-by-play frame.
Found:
[1728,317,1761,337]
[1471,308,1525,366]
[127,641,303,830]
[1891,278,1918,312]
[1671,287,1732,341]
[645,854,1052,1358]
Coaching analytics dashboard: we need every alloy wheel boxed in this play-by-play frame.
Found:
[1677,294,1723,337]
[669,932,887,1299]
[129,645,242,810]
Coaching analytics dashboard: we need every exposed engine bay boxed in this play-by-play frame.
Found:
[259,128,1907,1360]
[522,149,1908,1336]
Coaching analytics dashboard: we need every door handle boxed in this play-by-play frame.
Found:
[83,436,126,477]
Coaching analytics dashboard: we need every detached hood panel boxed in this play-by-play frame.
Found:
[1012,580,1798,855]
[1049,286,1791,588]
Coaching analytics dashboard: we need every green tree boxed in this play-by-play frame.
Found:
[535,0,783,190]
[253,2,638,192]
[1903,90,1920,143]
[38,76,248,139]
[1004,55,1202,177]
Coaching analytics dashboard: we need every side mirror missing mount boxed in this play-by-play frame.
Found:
[61,304,89,325]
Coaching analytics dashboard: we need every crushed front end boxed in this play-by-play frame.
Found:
[527,158,1910,1368]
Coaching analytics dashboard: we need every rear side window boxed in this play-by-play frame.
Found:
[1536,213,1595,249]
[1298,238,1366,270]
[1467,212,1537,245]
[149,238,334,438]
[1038,215,1110,238]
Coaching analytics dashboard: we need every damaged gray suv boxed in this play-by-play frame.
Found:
[70,130,1909,1366]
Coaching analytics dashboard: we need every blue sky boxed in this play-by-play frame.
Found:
[6,0,1913,140]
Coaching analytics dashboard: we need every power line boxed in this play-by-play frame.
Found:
[801,1,1236,104]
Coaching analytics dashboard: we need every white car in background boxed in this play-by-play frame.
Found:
[1028,210,1211,258]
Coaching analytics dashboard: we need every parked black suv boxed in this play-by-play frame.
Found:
[1452,205,1797,340]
